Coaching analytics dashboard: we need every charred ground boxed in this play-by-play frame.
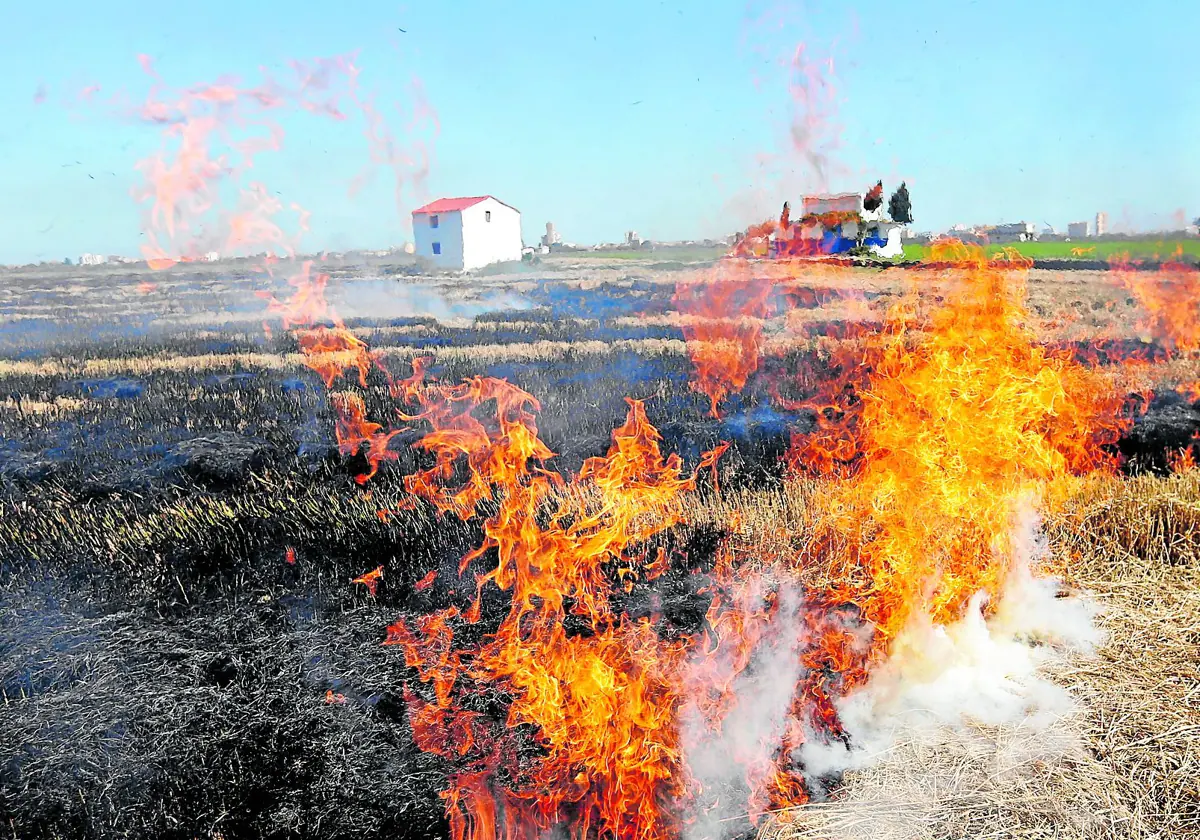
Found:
[1,256,1197,840]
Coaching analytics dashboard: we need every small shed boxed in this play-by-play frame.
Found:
[412,196,523,272]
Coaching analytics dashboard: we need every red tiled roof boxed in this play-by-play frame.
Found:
[412,195,518,214]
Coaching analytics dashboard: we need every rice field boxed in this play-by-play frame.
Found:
[0,253,1196,840]
[902,238,1200,264]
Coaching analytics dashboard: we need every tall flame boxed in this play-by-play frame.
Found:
[387,371,724,840]
[804,243,1128,650]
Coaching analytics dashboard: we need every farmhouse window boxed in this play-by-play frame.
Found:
[430,215,439,228]
[432,242,441,255]
[485,210,492,222]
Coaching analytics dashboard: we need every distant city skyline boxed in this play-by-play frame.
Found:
[12,210,1196,268]
[0,0,1196,264]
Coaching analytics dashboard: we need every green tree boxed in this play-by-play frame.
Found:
[888,182,913,224]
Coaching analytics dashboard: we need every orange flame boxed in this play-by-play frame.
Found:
[812,242,1129,651]
[331,393,400,485]
[386,367,730,840]
[1116,255,1200,353]
[370,243,1135,838]
[1168,444,1198,474]
[377,497,419,522]
[1176,381,1200,403]
[351,565,384,596]
[111,44,1161,839]
[298,325,373,388]
[674,261,774,417]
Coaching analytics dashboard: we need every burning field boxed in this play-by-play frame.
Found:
[2,243,1199,840]
[2,48,1199,840]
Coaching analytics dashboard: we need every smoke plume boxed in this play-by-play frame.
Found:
[793,504,1103,838]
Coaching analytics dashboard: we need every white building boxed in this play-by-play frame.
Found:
[1067,221,1089,239]
[1095,212,1107,237]
[801,192,864,217]
[412,196,522,271]
[78,253,108,266]
[987,221,1036,243]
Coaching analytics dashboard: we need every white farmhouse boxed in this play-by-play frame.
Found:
[412,196,523,271]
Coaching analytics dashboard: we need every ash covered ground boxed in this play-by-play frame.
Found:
[1,254,1197,840]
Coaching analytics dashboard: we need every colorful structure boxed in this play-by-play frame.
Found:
[740,188,903,259]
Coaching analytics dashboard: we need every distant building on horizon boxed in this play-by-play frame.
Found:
[782,191,902,257]
[985,222,1036,243]
[1095,212,1108,237]
[1067,221,1089,239]
[412,196,523,271]
[800,192,863,218]
[935,221,1037,245]
[78,253,107,266]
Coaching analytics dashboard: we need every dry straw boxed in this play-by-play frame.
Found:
[737,471,1200,840]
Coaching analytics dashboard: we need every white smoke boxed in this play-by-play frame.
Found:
[676,503,1102,838]
[791,503,1103,838]
[326,278,531,323]
[679,581,809,840]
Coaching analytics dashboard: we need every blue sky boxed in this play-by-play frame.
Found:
[0,0,1195,263]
